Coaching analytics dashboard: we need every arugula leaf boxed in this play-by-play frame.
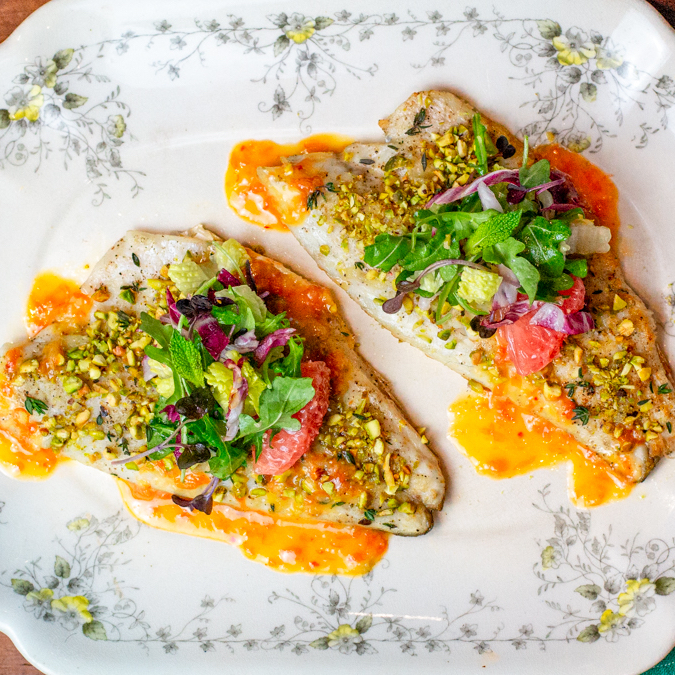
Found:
[557,207,585,222]
[472,113,489,176]
[518,216,571,277]
[187,416,228,452]
[209,444,248,480]
[283,336,304,378]
[537,274,574,301]
[219,286,266,332]
[483,237,540,301]
[255,310,289,338]
[169,330,204,387]
[141,312,173,350]
[465,210,522,257]
[238,376,315,437]
[434,209,493,239]
[400,232,460,272]
[147,421,177,458]
[212,304,241,327]
[363,234,411,272]
[519,159,551,189]
[564,258,588,278]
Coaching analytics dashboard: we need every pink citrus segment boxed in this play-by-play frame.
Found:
[253,361,331,475]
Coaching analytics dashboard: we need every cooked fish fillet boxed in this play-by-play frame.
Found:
[258,90,675,484]
[0,230,444,536]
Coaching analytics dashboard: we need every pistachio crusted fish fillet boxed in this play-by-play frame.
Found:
[0,230,444,536]
[258,90,675,484]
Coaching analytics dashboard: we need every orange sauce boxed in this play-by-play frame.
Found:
[25,272,92,337]
[119,481,388,575]
[0,272,92,479]
[6,268,387,575]
[0,404,60,479]
[449,393,631,508]
[225,134,352,229]
[448,145,630,506]
[536,144,620,236]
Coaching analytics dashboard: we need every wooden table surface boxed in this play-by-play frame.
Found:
[2,0,675,673]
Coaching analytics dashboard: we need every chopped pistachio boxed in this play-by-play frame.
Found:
[617,319,635,336]
[613,294,627,311]
[62,376,83,394]
[364,419,381,439]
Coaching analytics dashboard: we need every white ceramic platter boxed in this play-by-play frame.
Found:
[2,1,675,673]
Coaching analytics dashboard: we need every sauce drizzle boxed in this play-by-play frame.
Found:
[119,481,388,575]
[449,393,631,508]
[225,134,352,229]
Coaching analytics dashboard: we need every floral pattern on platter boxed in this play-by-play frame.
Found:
[0,48,143,206]
[2,7,675,206]
[535,486,675,644]
[96,8,675,147]
[3,486,674,654]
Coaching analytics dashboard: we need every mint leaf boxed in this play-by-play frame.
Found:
[169,330,204,387]
[518,216,571,277]
[465,210,522,257]
[363,234,411,272]
[239,376,315,437]
[564,258,588,278]
[483,237,540,301]
[519,159,551,189]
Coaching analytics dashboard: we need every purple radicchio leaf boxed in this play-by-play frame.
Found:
[426,169,520,206]
[244,260,257,293]
[166,289,181,325]
[254,327,296,365]
[481,299,541,330]
[223,359,248,441]
[172,475,221,515]
[162,404,181,423]
[142,355,156,382]
[193,314,230,360]
[217,268,240,289]
[530,304,594,335]
[233,329,259,354]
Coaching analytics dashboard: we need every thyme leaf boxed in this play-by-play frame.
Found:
[405,108,431,136]
[25,396,48,415]
[572,406,590,425]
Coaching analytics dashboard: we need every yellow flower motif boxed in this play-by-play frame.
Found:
[51,595,93,623]
[596,48,624,70]
[38,61,58,88]
[284,14,315,43]
[617,578,656,617]
[326,624,360,647]
[26,588,54,605]
[552,33,597,66]
[597,609,625,634]
[9,85,44,122]
[567,134,591,153]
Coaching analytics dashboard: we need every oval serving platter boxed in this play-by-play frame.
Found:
[1,1,675,673]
